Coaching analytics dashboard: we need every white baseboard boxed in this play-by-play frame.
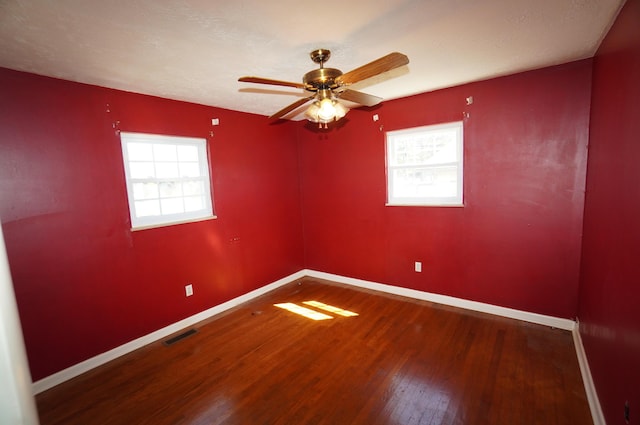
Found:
[304,269,576,331]
[573,321,606,425]
[33,268,579,396]
[32,270,307,394]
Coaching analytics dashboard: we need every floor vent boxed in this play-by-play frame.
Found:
[163,328,197,346]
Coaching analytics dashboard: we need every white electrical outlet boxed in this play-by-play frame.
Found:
[185,284,193,297]
[415,262,422,272]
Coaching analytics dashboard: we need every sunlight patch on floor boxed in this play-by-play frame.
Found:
[303,300,359,317]
[274,303,333,320]
[274,301,359,321]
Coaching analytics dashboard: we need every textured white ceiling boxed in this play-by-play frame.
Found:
[0,0,625,120]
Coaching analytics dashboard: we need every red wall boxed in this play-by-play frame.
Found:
[0,68,305,381]
[298,60,592,319]
[0,44,616,393]
[579,0,640,423]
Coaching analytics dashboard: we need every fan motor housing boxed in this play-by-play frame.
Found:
[303,68,342,90]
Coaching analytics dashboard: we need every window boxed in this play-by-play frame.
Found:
[386,121,463,206]
[120,132,214,229]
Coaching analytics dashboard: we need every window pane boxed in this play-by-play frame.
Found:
[178,145,199,162]
[132,182,159,200]
[184,196,204,212]
[392,166,458,198]
[153,144,177,161]
[179,162,200,177]
[161,198,184,215]
[155,162,179,178]
[423,133,457,164]
[159,181,183,198]
[127,143,152,161]
[135,199,160,217]
[391,134,457,166]
[129,162,155,179]
[120,132,214,228]
[183,180,204,196]
[386,121,463,206]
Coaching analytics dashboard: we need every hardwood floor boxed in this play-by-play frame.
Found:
[36,278,592,425]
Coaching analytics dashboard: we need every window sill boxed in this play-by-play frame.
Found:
[131,215,218,232]
[385,203,464,208]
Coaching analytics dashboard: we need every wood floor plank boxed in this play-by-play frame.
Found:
[36,278,593,425]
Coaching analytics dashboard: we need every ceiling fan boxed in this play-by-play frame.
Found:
[238,49,409,127]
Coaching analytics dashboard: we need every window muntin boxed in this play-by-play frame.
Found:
[120,132,214,229]
[386,121,463,206]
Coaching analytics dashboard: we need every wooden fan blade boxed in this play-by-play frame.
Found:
[269,96,315,121]
[239,76,308,90]
[338,89,383,107]
[336,52,409,86]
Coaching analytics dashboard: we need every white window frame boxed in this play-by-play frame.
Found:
[386,121,464,206]
[120,132,215,230]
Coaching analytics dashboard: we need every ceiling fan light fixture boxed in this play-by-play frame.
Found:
[305,99,349,126]
[304,102,321,121]
[305,91,349,126]
[318,98,337,121]
[334,100,348,119]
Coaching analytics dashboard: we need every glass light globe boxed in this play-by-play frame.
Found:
[317,98,337,121]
